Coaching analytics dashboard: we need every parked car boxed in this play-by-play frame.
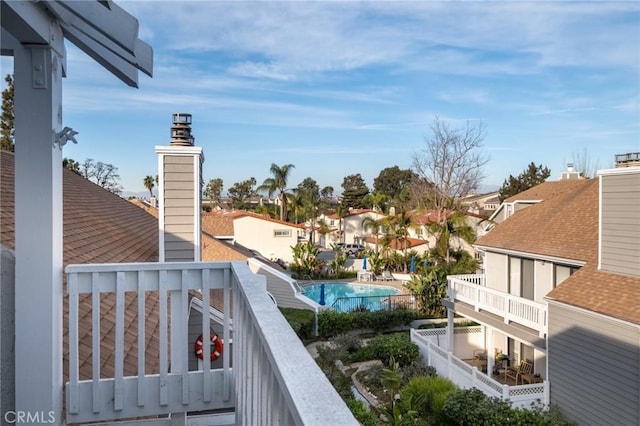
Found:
[341,244,365,255]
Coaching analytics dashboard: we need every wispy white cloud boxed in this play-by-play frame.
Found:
[119,1,638,80]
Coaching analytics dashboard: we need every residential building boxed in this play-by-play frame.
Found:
[411,164,640,424]
[202,210,307,263]
[1,2,355,424]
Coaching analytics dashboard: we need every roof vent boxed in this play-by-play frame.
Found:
[170,113,194,146]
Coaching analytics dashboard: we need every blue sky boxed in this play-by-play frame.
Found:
[2,1,639,196]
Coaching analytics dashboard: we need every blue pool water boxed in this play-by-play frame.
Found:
[302,282,399,311]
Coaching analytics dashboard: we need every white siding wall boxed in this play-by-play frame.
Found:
[485,252,507,291]
[534,260,553,303]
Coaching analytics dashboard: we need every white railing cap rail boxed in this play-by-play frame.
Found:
[231,262,358,425]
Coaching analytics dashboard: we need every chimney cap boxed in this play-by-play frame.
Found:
[172,113,192,125]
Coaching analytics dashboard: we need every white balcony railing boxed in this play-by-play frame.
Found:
[411,329,549,408]
[448,275,547,336]
[65,261,357,425]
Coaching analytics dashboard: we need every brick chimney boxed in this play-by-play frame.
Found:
[155,113,204,262]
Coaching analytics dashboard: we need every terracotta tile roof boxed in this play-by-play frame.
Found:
[476,175,640,325]
[203,209,306,231]
[1,151,161,381]
[326,208,377,220]
[363,236,427,250]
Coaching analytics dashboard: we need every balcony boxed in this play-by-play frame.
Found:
[447,274,547,337]
[64,261,358,425]
[411,328,549,408]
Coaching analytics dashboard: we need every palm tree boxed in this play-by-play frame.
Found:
[428,210,476,262]
[143,175,155,199]
[384,209,414,271]
[258,163,295,221]
[361,216,383,253]
[335,204,346,243]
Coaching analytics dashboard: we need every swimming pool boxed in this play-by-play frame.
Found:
[302,282,400,312]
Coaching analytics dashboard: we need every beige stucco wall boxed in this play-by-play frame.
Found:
[233,216,299,262]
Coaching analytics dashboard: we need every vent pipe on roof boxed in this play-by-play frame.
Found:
[560,163,582,180]
[170,113,194,146]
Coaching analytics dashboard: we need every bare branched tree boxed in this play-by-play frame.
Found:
[80,158,123,194]
[571,147,600,178]
[412,117,489,221]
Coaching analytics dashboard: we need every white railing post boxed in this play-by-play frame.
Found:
[14,41,65,425]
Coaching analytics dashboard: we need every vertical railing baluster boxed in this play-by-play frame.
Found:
[181,269,189,405]
[91,272,101,414]
[159,269,168,406]
[67,272,79,414]
[223,268,231,401]
[114,271,125,411]
[137,270,146,407]
[201,268,211,402]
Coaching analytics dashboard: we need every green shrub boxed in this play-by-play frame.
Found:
[318,308,418,338]
[318,310,353,337]
[331,333,362,354]
[348,332,420,367]
[441,388,575,425]
[279,307,315,342]
[442,388,512,425]
[401,376,457,423]
[345,398,379,426]
[400,361,437,385]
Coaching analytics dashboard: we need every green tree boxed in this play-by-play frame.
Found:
[428,211,477,262]
[320,185,335,205]
[380,357,403,410]
[62,158,81,175]
[143,175,155,198]
[498,162,551,202]
[294,177,323,241]
[290,241,323,277]
[340,173,369,209]
[335,204,346,244]
[361,216,384,253]
[1,74,15,152]
[204,177,223,208]
[363,191,387,213]
[228,177,257,210]
[383,209,414,271]
[328,243,348,276]
[373,166,415,205]
[404,266,448,316]
[258,163,295,221]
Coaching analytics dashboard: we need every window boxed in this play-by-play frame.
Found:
[506,204,514,218]
[273,229,291,237]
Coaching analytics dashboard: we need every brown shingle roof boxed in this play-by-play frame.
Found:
[202,233,247,261]
[504,178,588,203]
[1,151,161,380]
[477,179,598,262]
[546,264,640,324]
[476,175,640,324]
